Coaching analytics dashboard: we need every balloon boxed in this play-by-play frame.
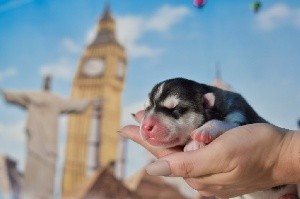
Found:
[193,0,206,8]
[251,1,262,13]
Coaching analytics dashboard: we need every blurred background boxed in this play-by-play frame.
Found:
[0,0,299,198]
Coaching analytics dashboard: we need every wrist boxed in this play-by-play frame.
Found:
[288,131,300,183]
[275,130,300,185]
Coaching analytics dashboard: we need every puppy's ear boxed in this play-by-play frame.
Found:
[202,93,215,109]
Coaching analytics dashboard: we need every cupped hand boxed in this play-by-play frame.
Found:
[120,112,298,198]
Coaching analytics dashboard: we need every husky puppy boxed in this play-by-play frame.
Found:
[140,77,299,199]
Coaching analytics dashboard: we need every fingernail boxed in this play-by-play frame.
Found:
[131,113,139,122]
[146,160,171,176]
[117,130,125,137]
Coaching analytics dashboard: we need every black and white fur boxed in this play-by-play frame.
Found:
[140,77,299,199]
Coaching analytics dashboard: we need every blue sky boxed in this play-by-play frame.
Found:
[0,0,300,196]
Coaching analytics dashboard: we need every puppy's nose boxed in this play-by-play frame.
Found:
[142,120,156,133]
[141,117,169,140]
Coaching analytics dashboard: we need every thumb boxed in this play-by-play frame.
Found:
[146,145,222,178]
[132,110,144,123]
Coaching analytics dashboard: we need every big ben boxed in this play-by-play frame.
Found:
[62,3,127,194]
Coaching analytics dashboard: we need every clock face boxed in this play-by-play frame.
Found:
[83,58,105,77]
[116,61,125,79]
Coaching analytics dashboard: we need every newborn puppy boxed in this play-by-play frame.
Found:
[140,77,266,149]
[140,77,299,199]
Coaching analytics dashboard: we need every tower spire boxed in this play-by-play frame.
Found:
[211,63,232,91]
[101,0,113,22]
[88,0,123,48]
[215,62,221,80]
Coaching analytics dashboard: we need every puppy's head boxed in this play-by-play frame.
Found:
[140,78,215,148]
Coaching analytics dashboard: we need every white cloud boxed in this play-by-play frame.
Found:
[40,58,74,80]
[87,5,190,59]
[116,16,160,58]
[118,5,190,58]
[116,16,144,47]
[62,38,81,54]
[146,5,190,32]
[0,67,18,81]
[256,3,300,31]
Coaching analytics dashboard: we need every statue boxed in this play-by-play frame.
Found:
[1,75,91,199]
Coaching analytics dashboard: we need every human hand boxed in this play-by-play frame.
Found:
[120,113,300,198]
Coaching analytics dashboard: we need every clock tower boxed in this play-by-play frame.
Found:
[62,3,127,194]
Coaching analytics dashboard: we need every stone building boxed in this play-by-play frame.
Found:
[0,154,22,199]
[63,167,139,199]
[125,169,188,199]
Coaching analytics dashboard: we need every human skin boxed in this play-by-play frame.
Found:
[119,111,300,198]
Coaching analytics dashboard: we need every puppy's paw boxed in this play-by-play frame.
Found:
[183,139,205,152]
[191,119,236,144]
[190,127,216,144]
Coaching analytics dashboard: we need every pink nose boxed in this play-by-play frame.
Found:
[142,120,156,134]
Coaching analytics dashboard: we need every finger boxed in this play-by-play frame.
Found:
[132,110,144,123]
[119,125,181,158]
[185,177,228,194]
[201,184,258,199]
[184,177,209,191]
[146,142,230,178]
[119,125,141,143]
[198,195,217,199]
[279,194,299,199]
[200,191,215,198]
[186,179,229,199]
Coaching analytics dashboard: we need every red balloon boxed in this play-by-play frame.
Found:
[193,0,206,8]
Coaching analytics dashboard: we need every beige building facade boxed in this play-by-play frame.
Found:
[62,4,127,195]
